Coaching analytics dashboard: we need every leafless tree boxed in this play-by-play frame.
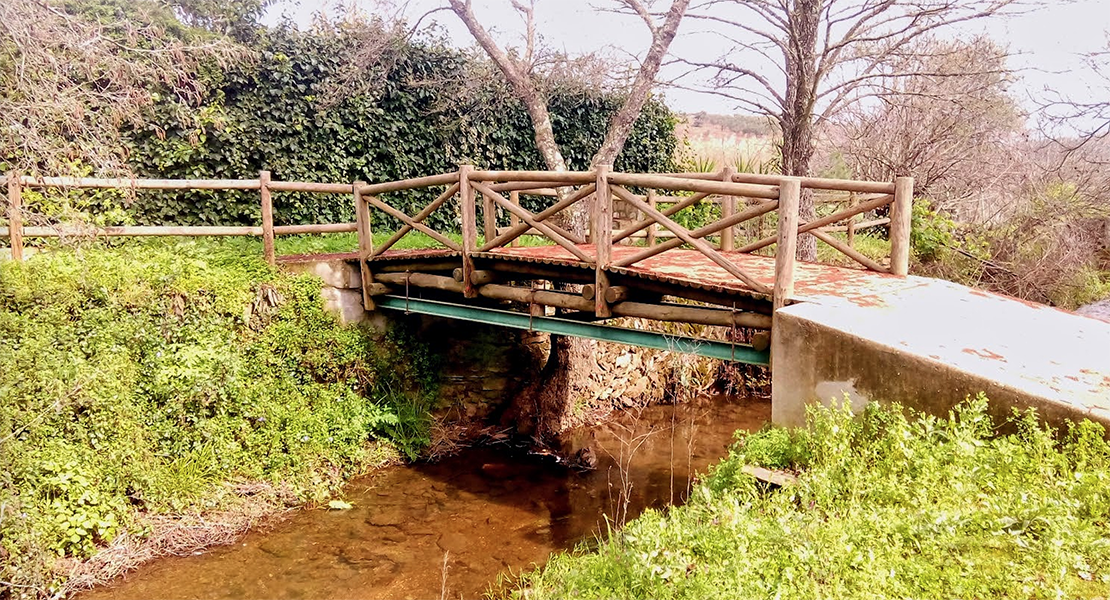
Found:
[443,0,690,439]
[679,0,1020,259]
[0,0,244,176]
[834,36,1025,222]
[447,0,690,177]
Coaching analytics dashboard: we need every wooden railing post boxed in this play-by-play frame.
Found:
[889,176,914,276]
[646,189,657,247]
[458,164,478,298]
[509,190,521,247]
[720,166,736,251]
[7,171,23,262]
[259,170,275,266]
[846,192,857,249]
[594,165,613,318]
[353,181,374,310]
[774,177,801,312]
[483,180,497,243]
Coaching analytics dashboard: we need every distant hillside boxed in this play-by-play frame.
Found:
[685,112,776,136]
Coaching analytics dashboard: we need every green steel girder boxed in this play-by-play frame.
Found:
[376,295,770,366]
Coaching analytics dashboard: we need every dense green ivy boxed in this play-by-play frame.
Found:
[123,26,679,230]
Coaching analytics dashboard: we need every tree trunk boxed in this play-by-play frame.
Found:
[781,0,821,262]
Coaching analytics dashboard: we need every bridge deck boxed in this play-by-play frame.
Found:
[365,244,920,306]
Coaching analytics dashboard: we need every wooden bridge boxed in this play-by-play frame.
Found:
[7,168,1110,431]
[344,166,913,365]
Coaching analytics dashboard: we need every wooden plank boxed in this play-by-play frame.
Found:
[459,165,478,298]
[260,170,275,266]
[614,199,779,267]
[608,172,779,200]
[735,193,894,254]
[354,181,375,310]
[478,184,596,251]
[360,172,459,196]
[890,176,914,276]
[470,181,593,263]
[364,196,461,251]
[594,165,613,318]
[721,166,736,251]
[741,465,797,486]
[774,178,801,312]
[20,176,260,190]
[373,183,460,257]
[7,171,22,261]
[610,185,772,295]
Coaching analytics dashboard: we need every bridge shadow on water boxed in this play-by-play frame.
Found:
[79,397,769,600]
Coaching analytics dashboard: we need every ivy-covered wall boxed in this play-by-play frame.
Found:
[123,26,680,229]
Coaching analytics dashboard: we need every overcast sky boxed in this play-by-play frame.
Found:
[266,0,1109,116]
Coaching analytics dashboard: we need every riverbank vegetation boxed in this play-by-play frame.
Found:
[518,398,1110,599]
[0,240,441,596]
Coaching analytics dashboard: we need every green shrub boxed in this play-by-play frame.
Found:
[521,397,1110,599]
[0,240,438,592]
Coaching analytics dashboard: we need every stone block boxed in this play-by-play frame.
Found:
[321,286,367,324]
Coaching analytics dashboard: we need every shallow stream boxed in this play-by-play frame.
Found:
[81,397,769,599]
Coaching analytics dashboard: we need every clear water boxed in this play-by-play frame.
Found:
[79,397,770,600]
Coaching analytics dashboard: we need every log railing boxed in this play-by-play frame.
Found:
[2,167,913,311]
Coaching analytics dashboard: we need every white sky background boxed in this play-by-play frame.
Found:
[267,0,1110,118]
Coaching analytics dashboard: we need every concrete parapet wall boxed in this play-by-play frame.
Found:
[772,297,1110,431]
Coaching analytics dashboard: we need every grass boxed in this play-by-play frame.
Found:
[0,238,443,596]
[516,397,1110,599]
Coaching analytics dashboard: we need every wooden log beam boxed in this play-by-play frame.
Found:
[359,172,459,196]
[479,184,596,251]
[488,181,560,194]
[268,181,354,194]
[604,286,630,304]
[375,271,771,329]
[373,183,460,257]
[273,223,358,235]
[734,193,894,254]
[452,268,496,286]
[354,181,374,310]
[612,301,771,330]
[470,181,593,262]
[608,172,779,200]
[720,166,736,251]
[509,191,521,247]
[468,170,596,184]
[260,170,275,266]
[811,229,889,273]
[594,165,613,318]
[828,217,889,233]
[614,198,780,267]
[364,195,461,251]
[459,165,478,298]
[774,178,801,312]
[732,173,895,194]
[19,176,261,190]
[7,172,22,261]
[473,181,585,246]
[890,176,914,276]
[4,225,264,237]
[609,185,772,295]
